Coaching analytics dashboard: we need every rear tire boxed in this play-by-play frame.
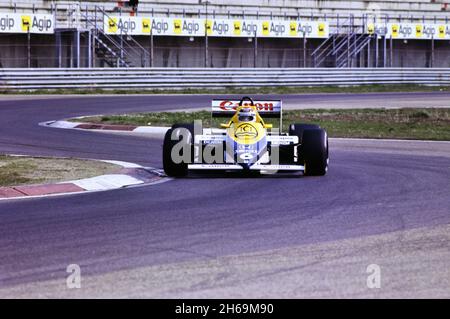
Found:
[301,128,328,176]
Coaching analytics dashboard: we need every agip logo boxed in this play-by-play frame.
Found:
[262,21,270,36]
[415,24,423,38]
[0,13,53,34]
[173,19,182,34]
[206,19,212,35]
[269,22,285,36]
[21,15,31,32]
[438,25,445,38]
[289,22,297,36]
[142,18,151,34]
[233,20,241,35]
[0,15,15,32]
[211,20,229,35]
[367,23,375,35]
[242,21,257,36]
[401,25,412,37]
[152,19,169,34]
[391,24,399,38]
[318,22,326,37]
[182,20,200,35]
[423,25,435,38]
[297,23,313,36]
[107,17,117,33]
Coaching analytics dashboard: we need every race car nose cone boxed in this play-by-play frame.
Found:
[237,153,256,170]
[239,153,254,160]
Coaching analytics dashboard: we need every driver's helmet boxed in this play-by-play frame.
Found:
[238,108,256,122]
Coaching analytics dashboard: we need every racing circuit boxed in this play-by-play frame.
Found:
[0,92,449,298]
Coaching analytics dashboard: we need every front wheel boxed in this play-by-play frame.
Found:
[301,129,329,176]
[162,127,191,177]
[289,123,320,144]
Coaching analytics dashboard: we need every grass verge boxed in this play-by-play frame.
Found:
[0,155,120,187]
[76,108,450,141]
[1,84,449,95]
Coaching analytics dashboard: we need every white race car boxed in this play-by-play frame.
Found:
[163,96,328,177]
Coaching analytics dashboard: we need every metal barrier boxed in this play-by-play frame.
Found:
[1,68,449,90]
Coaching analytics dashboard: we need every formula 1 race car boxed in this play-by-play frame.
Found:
[163,96,328,177]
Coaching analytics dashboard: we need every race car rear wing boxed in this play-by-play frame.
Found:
[211,99,282,118]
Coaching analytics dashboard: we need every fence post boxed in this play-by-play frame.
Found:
[92,30,96,68]
[390,35,393,67]
[303,32,307,68]
[375,35,379,68]
[27,27,31,68]
[150,27,154,67]
[254,31,258,68]
[75,30,80,68]
[87,30,92,68]
[431,35,434,68]
[120,25,123,67]
[55,30,62,68]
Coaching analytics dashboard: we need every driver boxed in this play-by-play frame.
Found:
[238,108,256,122]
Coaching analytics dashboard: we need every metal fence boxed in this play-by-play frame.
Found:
[1,40,449,69]
[1,68,449,90]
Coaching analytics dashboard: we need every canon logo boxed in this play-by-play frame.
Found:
[219,101,274,111]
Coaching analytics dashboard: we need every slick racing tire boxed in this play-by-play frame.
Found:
[289,123,321,164]
[272,124,320,165]
[163,124,197,177]
[289,123,320,144]
[301,128,329,176]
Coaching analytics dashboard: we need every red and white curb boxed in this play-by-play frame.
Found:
[40,120,169,136]
[0,158,168,201]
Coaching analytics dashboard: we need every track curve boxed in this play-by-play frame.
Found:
[0,92,449,297]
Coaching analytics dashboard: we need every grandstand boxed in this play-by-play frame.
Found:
[0,0,449,68]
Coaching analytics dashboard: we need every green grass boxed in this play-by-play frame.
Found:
[1,84,449,95]
[0,155,120,187]
[76,108,450,141]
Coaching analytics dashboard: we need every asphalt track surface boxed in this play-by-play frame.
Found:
[0,92,449,298]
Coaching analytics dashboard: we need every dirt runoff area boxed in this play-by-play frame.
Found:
[0,155,120,187]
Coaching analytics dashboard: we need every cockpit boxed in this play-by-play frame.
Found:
[237,108,256,122]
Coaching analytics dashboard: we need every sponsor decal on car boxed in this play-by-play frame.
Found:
[235,123,258,138]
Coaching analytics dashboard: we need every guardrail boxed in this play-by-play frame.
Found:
[1,68,450,90]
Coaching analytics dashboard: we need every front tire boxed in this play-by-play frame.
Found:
[163,127,191,177]
[289,123,320,144]
[301,128,328,176]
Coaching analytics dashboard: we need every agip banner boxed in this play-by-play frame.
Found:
[104,15,329,38]
[0,12,54,34]
[367,22,450,40]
